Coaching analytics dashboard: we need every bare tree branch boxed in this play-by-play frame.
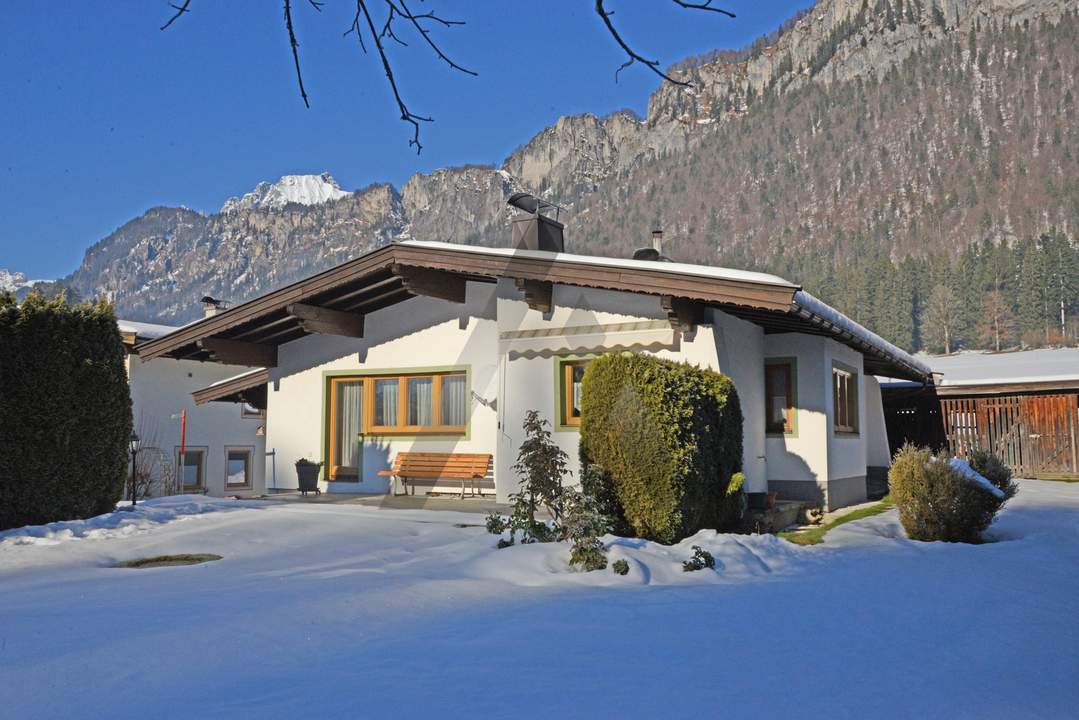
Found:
[283,0,311,109]
[159,1,191,31]
[391,0,477,76]
[344,5,369,53]
[355,1,432,153]
[595,0,689,87]
[380,4,409,48]
[161,0,730,152]
[671,0,736,19]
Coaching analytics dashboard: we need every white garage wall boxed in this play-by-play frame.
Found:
[128,355,265,497]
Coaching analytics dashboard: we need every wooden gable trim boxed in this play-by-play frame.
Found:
[192,368,271,406]
[287,302,365,338]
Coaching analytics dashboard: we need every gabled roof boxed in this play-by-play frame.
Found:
[135,240,931,382]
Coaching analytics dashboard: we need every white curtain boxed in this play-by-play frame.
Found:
[337,381,363,468]
[441,374,467,425]
[375,379,398,426]
[409,377,434,425]
[572,366,584,417]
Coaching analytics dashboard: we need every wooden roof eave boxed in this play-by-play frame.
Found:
[135,243,802,362]
[192,368,271,406]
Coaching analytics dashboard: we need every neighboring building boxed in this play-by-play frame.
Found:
[881,348,1079,480]
[137,202,930,510]
[120,319,266,497]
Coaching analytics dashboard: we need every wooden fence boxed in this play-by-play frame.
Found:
[940,393,1079,479]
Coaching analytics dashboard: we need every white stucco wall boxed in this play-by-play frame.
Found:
[863,376,892,467]
[825,340,868,482]
[259,276,885,509]
[710,308,767,493]
[265,282,500,494]
[128,355,266,497]
[495,282,732,501]
[763,333,830,487]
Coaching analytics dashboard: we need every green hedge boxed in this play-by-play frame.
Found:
[578,354,743,543]
[0,293,133,530]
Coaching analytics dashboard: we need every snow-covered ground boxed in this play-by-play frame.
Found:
[2,481,1078,719]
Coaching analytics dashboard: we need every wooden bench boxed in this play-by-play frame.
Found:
[377,452,493,499]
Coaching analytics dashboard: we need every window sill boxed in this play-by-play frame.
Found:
[365,427,467,437]
[833,431,861,439]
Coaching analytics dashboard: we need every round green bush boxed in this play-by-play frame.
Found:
[578,354,743,543]
[0,293,133,530]
[889,444,1017,543]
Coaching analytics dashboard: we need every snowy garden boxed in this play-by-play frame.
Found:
[1,479,1078,719]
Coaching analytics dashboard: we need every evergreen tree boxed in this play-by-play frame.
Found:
[1017,237,1049,345]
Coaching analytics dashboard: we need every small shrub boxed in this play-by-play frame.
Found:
[579,354,743,543]
[611,558,630,575]
[569,537,608,572]
[967,448,1018,497]
[512,410,570,521]
[485,512,509,535]
[563,490,612,571]
[889,445,1016,543]
[682,545,715,572]
[488,411,570,547]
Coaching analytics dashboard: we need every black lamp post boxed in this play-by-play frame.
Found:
[129,431,140,507]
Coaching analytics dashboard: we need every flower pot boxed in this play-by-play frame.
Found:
[295,460,323,496]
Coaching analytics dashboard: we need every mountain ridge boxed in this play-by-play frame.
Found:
[36,0,1079,345]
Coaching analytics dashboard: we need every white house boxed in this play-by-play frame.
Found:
[136,201,929,510]
[121,319,266,497]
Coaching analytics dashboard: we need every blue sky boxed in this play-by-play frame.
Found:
[0,1,808,279]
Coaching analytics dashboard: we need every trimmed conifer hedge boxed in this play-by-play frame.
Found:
[0,293,133,530]
[578,354,743,543]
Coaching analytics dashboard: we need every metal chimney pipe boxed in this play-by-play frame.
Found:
[651,230,664,254]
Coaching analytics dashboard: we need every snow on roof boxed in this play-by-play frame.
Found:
[117,319,178,341]
[792,290,932,379]
[399,241,929,379]
[398,239,798,289]
[206,367,267,389]
[920,347,1079,386]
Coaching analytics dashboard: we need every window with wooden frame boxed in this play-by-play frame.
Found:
[765,359,797,436]
[326,371,468,480]
[176,447,206,492]
[225,447,253,489]
[558,359,590,427]
[832,363,859,435]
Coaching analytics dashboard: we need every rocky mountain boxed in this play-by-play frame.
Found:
[0,268,35,293]
[221,173,350,213]
[54,0,1079,332]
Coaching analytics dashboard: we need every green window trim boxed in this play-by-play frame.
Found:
[765,356,799,438]
[554,354,596,432]
[831,359,861,437]
[320,364,473,482]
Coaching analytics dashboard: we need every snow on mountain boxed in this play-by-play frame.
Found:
[0,268,40,293]
[221,172,351,213]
